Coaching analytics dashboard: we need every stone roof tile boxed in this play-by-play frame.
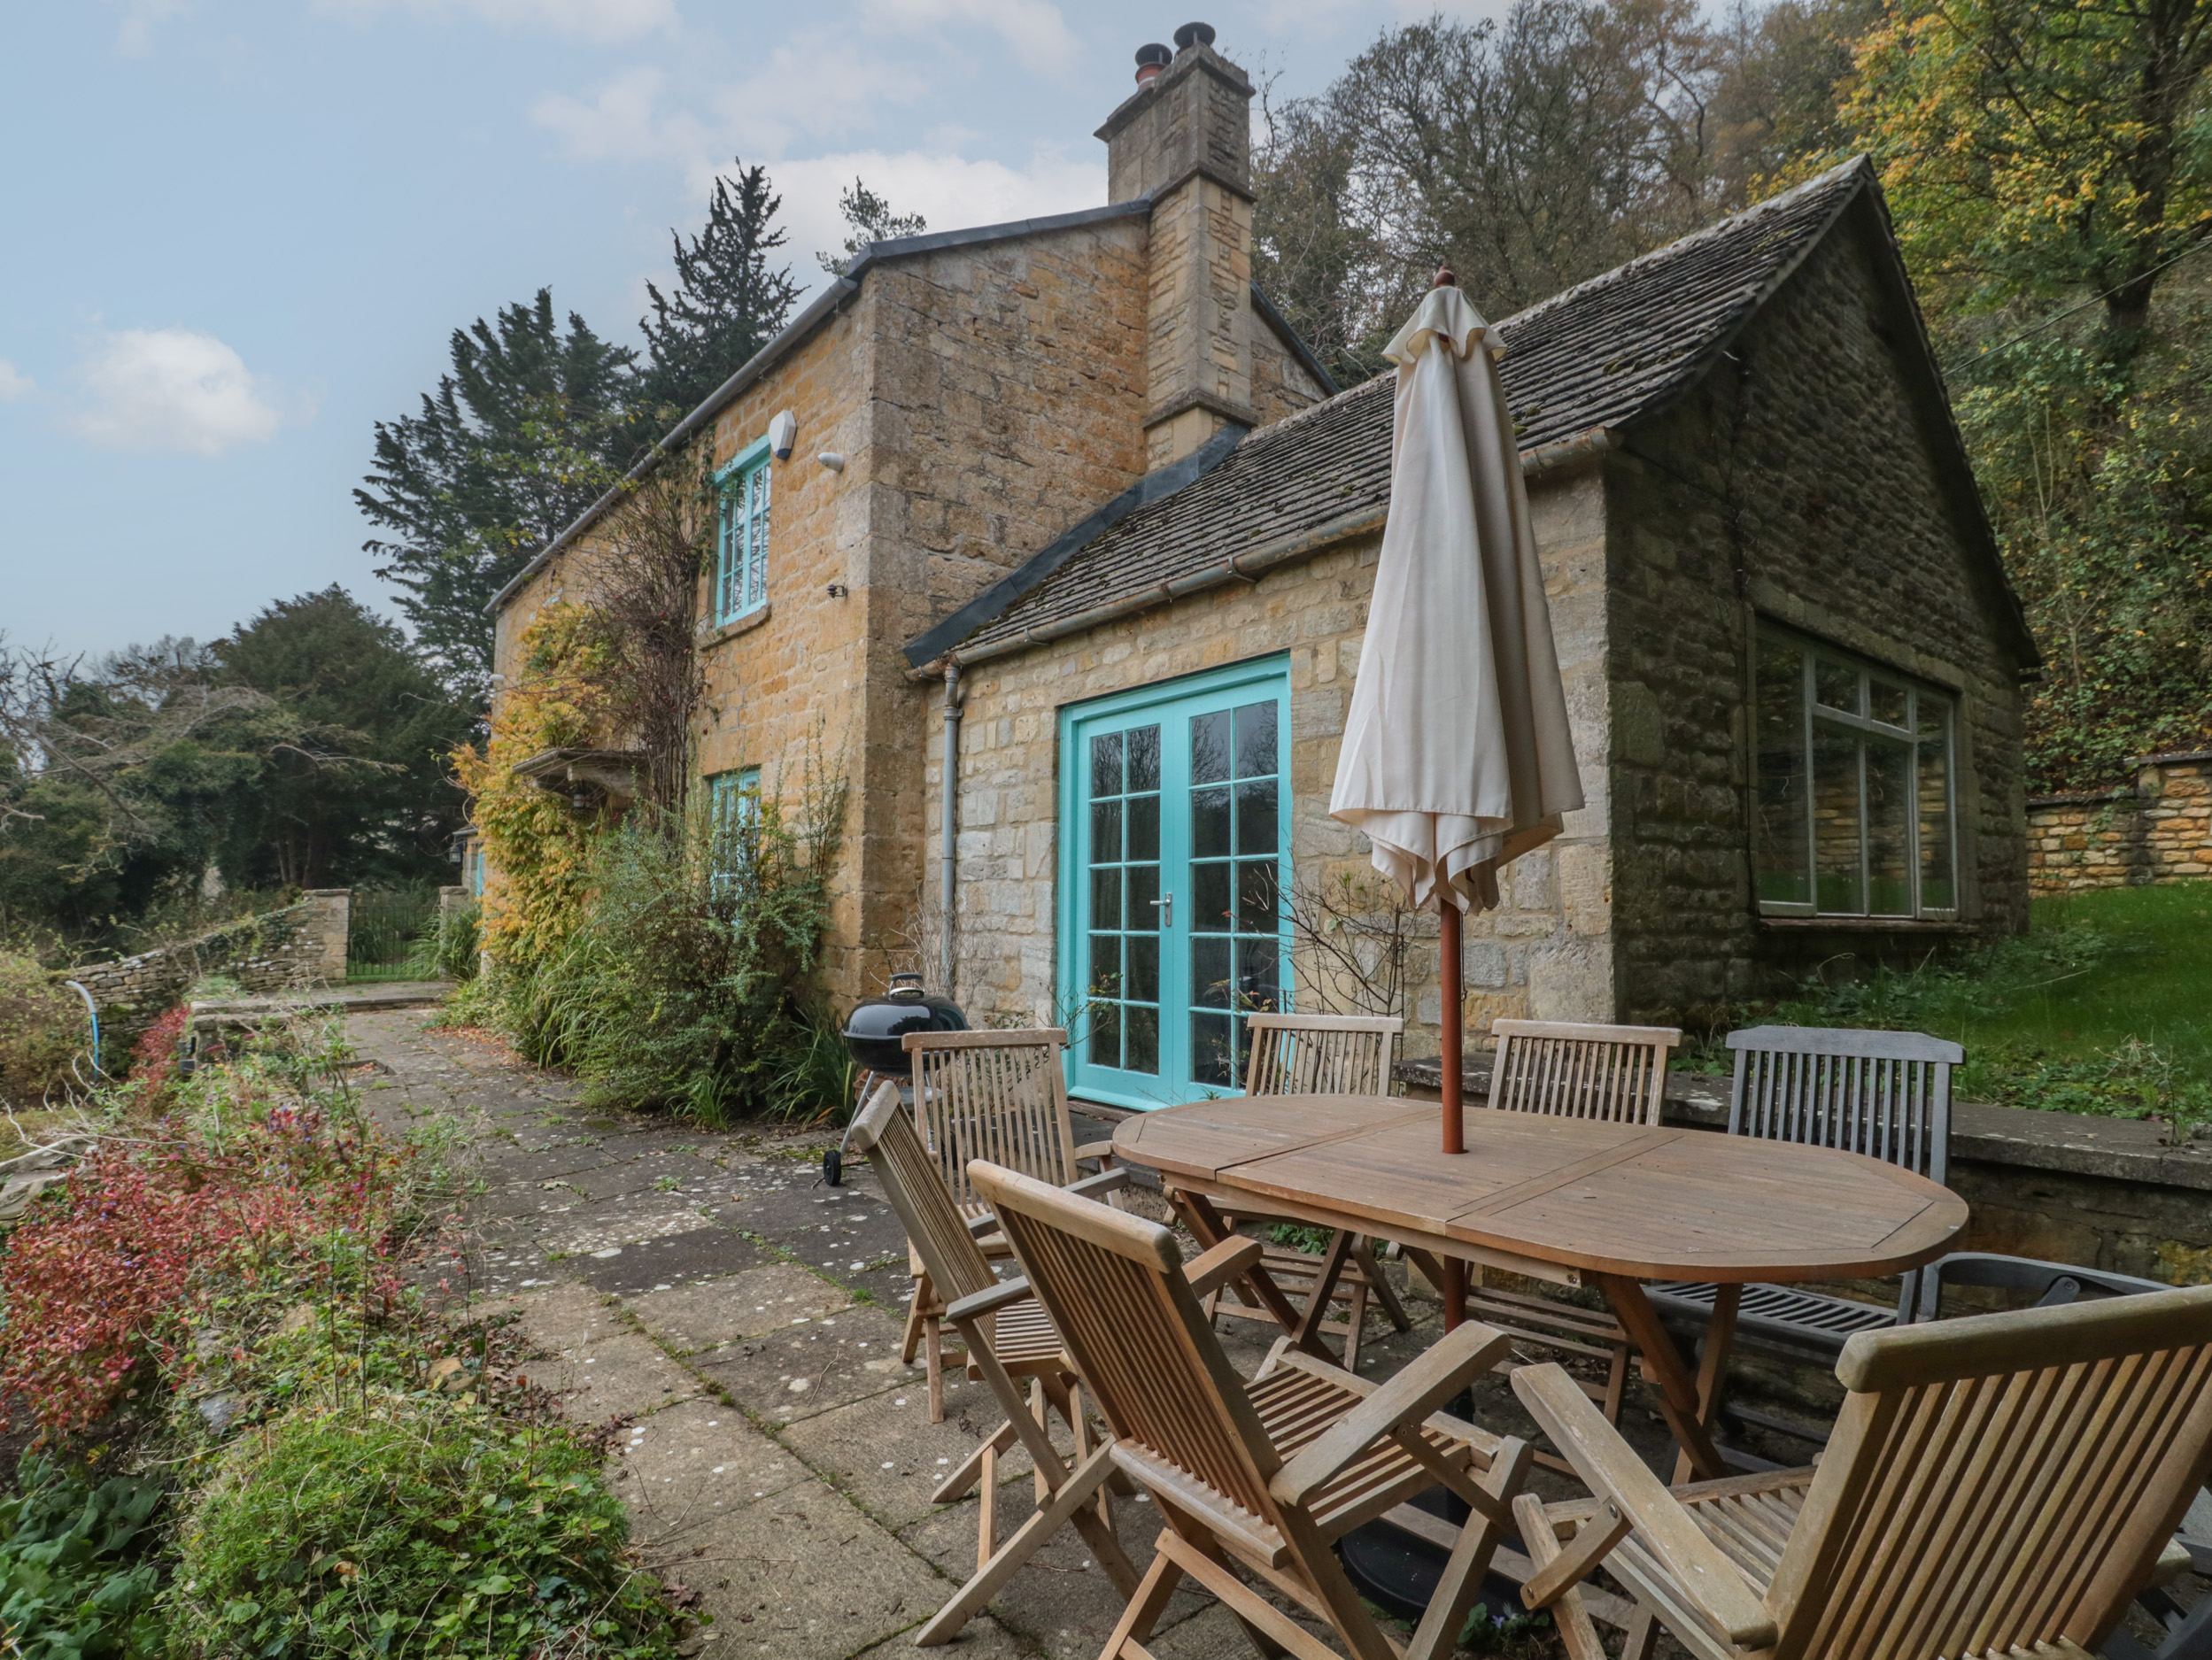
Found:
[923,159,1870,664]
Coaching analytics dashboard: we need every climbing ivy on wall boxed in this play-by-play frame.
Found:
[451,603,612,968]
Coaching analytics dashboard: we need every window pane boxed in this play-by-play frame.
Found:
[1126,724,1161,793]
[1091,1002,1122,1069]
[1191,786,1231,856]
[1126,934,1159,1002]
[1124,1006,1159,1075]
[1090,867,1122,930]
[1127,795,1160,862]
[1090,800,1121,864]
[1234,701,1278,779]
[1236,859,1278,933]
[1866,739,1913,915]
[1192,937,1232,1007]
[1191,1012,1234,1086]
[1192,861,1232,932]
[1191,711,1231,784]
[1235,780,1277,856]
[1814,725,1863,913]
[1089,935,1121,997]
[1128,864,1159,928]
[1815,660,1860,714]
[1236,938,1280,1010]
[1868,679,1908,729]
[1920,720,1954,910]
[1090,732,1122,799]
[1755,638,1811,905]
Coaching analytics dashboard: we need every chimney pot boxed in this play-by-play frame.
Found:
[1133,42,1172,85]
[1172,20,1215,50]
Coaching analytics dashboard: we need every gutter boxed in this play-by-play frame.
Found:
[911,424,1617,675]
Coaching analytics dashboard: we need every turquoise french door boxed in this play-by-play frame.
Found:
[1059,658,1290,1109]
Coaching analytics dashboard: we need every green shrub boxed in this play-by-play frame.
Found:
[483,769,847,1124]
[166,1395,677,1659]
[0,1455,165,1657]
[409,902,480,983]
[0,953,89,1108]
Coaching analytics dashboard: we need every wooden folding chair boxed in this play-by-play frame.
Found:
[1647,1024,1961,1458]
[967,1156,1535,1660]
[844,1082,1140,1646]
[898,1028,1118,1417]
[1458,1020,1681,1448]
[1203,1013,1412,1367]
[1509,1283,2212,1660]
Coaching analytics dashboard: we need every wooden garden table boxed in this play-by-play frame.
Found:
[1111,1093,1968,1482]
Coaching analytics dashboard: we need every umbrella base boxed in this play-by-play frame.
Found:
[1335,1486,1523,1627]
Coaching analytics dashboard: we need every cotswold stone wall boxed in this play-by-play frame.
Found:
[1601,192,2033,1022]
[66,890,350,1044]
[2027,753,2212,894]
[920,459,1613,1067]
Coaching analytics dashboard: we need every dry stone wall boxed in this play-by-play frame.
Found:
[2027,753,2212,893]
[66,890,350,1044]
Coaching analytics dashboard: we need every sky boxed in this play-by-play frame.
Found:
[0,0,1468,665]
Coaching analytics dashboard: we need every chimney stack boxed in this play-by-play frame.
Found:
[1097,23,1259,467]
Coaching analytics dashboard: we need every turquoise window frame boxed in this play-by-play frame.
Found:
[714,437,772,624]
[709,767,762,893]
[1056,655,1292,1112]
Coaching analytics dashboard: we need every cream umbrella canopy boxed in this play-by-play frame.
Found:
[1330,273,1583,1178]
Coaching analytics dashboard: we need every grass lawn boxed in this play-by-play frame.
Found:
[1698,883,2212,1130]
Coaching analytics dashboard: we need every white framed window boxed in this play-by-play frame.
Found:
[715,437,771,623]
[1754,623,1957,919]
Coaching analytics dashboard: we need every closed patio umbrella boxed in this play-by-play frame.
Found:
[1330,271,1583,1199]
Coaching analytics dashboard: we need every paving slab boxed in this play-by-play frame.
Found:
[537,1193,718,1256]
[897,1494,1203,1660]
[476,1143,630,1185]
[628,1263,851,1353]
[524,1332,701,1422]
[777,1385,1019,1531]
[661,1481,947,1660]
[696,1303,917,1425]
[568,1226,778,1295]
[847,1612,1036,1657]
[609,1396,812,1550]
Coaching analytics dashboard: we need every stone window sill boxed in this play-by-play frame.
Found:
[697,604,771,648]
[1757,915,1974,933]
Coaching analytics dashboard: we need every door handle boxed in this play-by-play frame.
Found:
[1150,893,1172,927]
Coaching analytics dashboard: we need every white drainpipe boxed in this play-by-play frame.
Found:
[940,661,964,995]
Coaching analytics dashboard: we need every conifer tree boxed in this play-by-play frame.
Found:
[639,161,801,420]
[816,178,928,275]
[357,290,638,691]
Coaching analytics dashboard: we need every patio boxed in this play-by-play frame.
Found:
[359,1004,2212,1657]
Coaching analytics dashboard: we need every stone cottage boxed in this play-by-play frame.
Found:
[485,25,2040,1114]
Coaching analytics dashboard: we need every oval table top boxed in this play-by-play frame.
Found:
[1111,1093,1969,1284]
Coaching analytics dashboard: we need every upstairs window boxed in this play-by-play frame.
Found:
[1754,624,1957,919]
[715,438,771,623]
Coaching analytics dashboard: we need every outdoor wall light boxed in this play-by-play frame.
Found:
[768,409,797,460]
[817,452,846,472]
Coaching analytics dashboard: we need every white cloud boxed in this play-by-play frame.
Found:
[113,0,185,57]
[63,329,296,456]
[0,360,33,402]
[860,0,1079,72]
[531,66,700,162]
[316,0,678,43]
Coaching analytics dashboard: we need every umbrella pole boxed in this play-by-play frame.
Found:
[1438,896,1467,1330]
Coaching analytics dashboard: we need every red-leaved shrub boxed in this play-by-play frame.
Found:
[0,1104,414,1432]
[128,1005,191,1085]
